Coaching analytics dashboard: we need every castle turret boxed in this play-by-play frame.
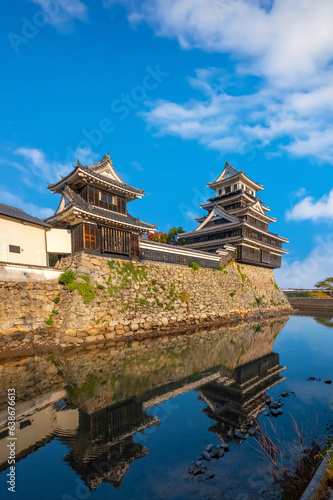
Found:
[181,162,288,269]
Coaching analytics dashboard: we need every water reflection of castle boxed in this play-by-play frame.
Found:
[63,399,159,490]
[0,317,289,490]
[59,353,285,491]
[198,352,286,440]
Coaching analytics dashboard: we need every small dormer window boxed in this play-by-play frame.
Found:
[218,189,222,195]
[99,192,114,204]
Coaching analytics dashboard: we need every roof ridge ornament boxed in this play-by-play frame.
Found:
[76,159,83,168]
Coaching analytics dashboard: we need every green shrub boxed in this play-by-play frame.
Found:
[189,262,201,271]
[155,297,163,308]
[44,314,54,326]
[107,260,116,270]
[53,294,60,304]
[59,269,75,285]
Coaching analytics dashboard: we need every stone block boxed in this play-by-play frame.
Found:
[65,329,77,337]
[76,266,91,275]
[15,325,30,333]
[62,335,84,344]
[85,336,98,343]
[76,331,87,338]
[116,328,125,335]
[105,332,115,340]
[2,328,18,336]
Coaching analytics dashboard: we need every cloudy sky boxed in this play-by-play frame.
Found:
[2,0,333,287]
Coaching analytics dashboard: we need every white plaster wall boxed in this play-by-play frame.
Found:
[46,228,72,254]
[0,216,47,266]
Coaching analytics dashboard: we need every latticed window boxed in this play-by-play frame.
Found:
[84,224,100,250]
[72,223,100,252]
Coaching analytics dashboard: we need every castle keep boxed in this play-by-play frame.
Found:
[181,162,288,269]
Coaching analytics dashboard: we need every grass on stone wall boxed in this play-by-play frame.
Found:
[66,374,99,401]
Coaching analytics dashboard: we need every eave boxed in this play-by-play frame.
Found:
[48,166,144,200]
[229,207,276,223]
[46,205,155,233]
[181,221,244,238]
[243,223,289,242]
[185,236,289,254]
[194,206,240,228]
[229,203,275,220]
[208,171,264,192]
[201,191,262,209]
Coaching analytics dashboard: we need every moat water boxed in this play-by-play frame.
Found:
[0,314,333,500]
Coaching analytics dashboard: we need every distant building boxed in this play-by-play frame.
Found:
[181,162,289,269]
[46,153,156,260]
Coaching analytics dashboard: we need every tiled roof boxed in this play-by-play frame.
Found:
[0,203,50,227]
[82,165,144,194]
[182,220,243,238]
[48,159,144,196]
[48,186,156,230]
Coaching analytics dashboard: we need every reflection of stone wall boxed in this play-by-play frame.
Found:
[0,355,63,412]
[0,255,292,349]
[55,317,289,413]
[0,317,289,415]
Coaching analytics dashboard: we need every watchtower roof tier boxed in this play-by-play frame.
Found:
[48,154,145,201]
[45,185,156,233]
[208,161,264,193]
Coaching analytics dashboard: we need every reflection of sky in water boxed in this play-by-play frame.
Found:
[0,315,333,500]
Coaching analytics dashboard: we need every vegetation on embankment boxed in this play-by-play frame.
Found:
[312,451,333,500]
[284,291,332,298]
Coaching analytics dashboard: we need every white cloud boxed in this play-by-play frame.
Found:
[131,160,145,172]
[0,189,53,218]
[275,234,333,288]
[291,187,308,199]
[106,0,333,163]
[29,0,88,29]
[286,189,333,221]
[107,0,333,87]
[14,146,98,184]
[140,68,333,162]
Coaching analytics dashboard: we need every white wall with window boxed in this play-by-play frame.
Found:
[0,215,48,266]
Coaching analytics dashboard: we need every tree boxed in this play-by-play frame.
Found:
[315,277,333,293]
[146,231,168,243]
[167,226,185,245]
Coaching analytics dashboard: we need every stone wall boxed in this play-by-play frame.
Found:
[287,296,333,314]
[0,254,292,350]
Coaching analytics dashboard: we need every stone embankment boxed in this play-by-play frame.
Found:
[0,254,292,351]
[287,296,333,315]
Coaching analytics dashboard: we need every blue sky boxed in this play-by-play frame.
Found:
[1,0,333,287]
